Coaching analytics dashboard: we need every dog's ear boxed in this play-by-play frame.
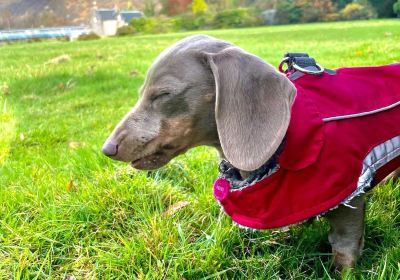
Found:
[206,47,296,171]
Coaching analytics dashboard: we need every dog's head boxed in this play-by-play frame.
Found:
[102,35,295,171]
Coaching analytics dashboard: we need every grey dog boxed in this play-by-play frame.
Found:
[102,35,400,270]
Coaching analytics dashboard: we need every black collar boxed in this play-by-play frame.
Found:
[218,140,285,190]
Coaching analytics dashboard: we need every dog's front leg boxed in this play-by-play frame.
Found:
[326,194,365,271]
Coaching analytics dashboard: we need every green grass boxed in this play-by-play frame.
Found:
[0,19,400,279]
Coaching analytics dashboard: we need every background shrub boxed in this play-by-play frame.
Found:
[129,17,156,33]
[340,2,377,20]
[276,0,302,24]
[149,16,175,33]
[129,16,174,34]
[78,32,100,41]
[116,25,135,36]
[323,12,340,21]
[334,0,353,9]
[118,1,389,36]
[213,8,262,29]
[172,12,213,30]
[300,0,337,22]
[162,8,262,32]
[192,0,208,14]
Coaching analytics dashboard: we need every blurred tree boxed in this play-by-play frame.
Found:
[276,0,337,23]
[340,1,376,20]
[368,0,396,17]
[276,0,302,23]
[165,0,192,15]
[239,0,276,9]
[299,0,336,22]
[39,10,68,27]
[207,0,234,11]
[394,0,400,17]
[332,0,352,9]
[192,0,208,14]
[144,0,158,16]
[0,9,13,29]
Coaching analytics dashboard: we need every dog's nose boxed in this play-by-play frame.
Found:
[102,140,118,157]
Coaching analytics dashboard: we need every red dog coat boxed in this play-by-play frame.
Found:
[213,63,400,230]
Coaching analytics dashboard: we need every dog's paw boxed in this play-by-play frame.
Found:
[331,249,356,272]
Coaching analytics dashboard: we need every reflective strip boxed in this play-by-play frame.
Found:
[323,101,400,122]
[340,135,400,208]
[358,135,400,188]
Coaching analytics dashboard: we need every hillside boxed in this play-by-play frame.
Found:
[0,0,144,29]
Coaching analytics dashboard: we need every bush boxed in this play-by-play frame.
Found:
[323,12,340,22]
[276,0,337,24]
[129,16,174,34]
[276,0,302,24]
[145,8,263,33]
[334,0,353,10]
[78,32,100,41]
[129,17,155,33]
[213,8,262,29]
[56,36,70,42]
[116,25,135,36]
[301,0,336,23]
[172,12,214,31]
[340,2,377,20]
[192,0,208,14]
[150,16,175,33]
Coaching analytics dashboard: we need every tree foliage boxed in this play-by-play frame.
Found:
[164,0,192,16]
[341,2,376,20]
[368,0,397,18]
[276,0,339,24]
[394,0,400,16]
[332,0,353,9]
[192,0,208,14]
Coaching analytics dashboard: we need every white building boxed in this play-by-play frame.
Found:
[91,8,143,36]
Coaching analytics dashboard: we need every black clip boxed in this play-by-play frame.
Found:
[279,53,324,75]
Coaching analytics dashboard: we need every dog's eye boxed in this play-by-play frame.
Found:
[153,92,171,102]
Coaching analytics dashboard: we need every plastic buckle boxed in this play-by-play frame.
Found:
[284,52,310,59]
[279,53,324,75]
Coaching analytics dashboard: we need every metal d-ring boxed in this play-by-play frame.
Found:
[293,63,325,75]
[278,57,290,73]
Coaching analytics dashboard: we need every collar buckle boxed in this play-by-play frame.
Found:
[279,53,324,75]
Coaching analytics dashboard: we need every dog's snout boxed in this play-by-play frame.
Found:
[102,140,118,157]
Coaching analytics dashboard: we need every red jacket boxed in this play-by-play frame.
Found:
[213,63,400,229]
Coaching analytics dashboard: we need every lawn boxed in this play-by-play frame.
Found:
[0,19,400,279]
